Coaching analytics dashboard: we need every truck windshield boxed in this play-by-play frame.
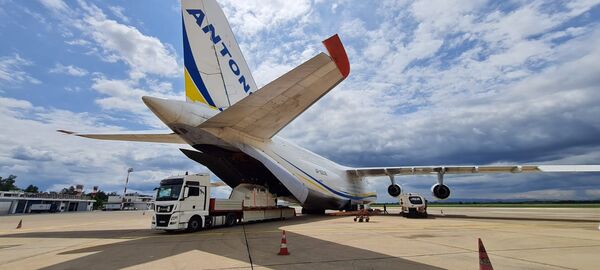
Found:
[156,184,182,201]
[409,196,423,204]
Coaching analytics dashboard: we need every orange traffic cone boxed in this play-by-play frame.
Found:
[478,238,494,270]
[16,219,22,229]
[278,230,290,255]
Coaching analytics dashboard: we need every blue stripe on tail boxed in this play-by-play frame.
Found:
[182,17,216,107]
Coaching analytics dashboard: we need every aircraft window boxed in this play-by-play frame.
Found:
[409,196,423,204]
[188,186,200,196]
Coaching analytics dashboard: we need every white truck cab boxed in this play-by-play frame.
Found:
[153,174,210,230]
[152,174,295,232]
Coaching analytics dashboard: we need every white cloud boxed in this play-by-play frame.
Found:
[38,1,179,78]
[0,54,41,88]
[0,96,195,193]
[89,76,180,127]
[36,1,182,124]
[38,0,69,13]
[65,39,90,46]
[220,0,313,35]
[108,5,130,23]
[0,96,33,111]
[283,0,600,155]
[10,0,598,200]
[49,63,88,76]
[339,18,367,38]
[82,15,178,77]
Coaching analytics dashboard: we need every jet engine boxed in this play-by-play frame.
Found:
[387,184,402,197]
[431,184,450,200]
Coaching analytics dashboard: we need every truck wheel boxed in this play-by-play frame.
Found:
[225,214,236,227]
[187,216,202,232]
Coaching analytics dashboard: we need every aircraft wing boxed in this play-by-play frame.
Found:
[57,130,186,144]
[199,34,350,139]
[348,165,600,177]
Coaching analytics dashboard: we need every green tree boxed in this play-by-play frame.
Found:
[0,175,19,191]
[60,185,78,195]
[24,184,40,193]
[89,190,108,210]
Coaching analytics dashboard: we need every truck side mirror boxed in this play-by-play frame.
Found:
[182,186,189,200]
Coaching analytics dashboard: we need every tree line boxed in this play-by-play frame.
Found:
[0,175,40,193]
[0,174,117,209]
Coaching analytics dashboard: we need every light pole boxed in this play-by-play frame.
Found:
[122,168,133,210]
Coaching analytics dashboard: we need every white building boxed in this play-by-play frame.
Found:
[104,193,153,211]
[0,191,94,215]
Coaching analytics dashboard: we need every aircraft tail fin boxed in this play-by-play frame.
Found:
[182,0,257,110]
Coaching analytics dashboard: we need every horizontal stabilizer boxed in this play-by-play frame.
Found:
[57,130,186,144]
[200,34,349,139]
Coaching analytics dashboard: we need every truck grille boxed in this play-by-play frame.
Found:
[156,214,171,227]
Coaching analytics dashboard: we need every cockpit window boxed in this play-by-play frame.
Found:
[409,196,423,204]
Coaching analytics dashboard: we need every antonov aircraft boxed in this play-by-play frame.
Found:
[60,0,600,214]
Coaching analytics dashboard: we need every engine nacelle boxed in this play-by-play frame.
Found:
[431,184,451,200]
[387,184,402,197]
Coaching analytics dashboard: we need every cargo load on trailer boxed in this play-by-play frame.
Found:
[152,174,295,231]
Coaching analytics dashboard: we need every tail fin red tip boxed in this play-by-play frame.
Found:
[322,34,350,78]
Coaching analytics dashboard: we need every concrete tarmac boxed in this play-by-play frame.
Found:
[1,207,599,269]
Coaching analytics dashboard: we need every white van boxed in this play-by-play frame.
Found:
[399,193,428,217]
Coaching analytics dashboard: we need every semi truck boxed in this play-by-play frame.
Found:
[399,193,428,217]
[152,173,296,231]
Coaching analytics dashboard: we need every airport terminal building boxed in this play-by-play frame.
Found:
[0,191,95,215]
[104,193,153,211]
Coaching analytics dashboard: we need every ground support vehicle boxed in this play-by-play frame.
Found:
[399,193,428,217]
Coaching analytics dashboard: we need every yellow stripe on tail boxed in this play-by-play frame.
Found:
[185,68,216,109]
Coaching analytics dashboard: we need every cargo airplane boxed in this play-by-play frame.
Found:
[60,0,600,214]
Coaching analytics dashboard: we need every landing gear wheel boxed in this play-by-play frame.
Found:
[204,217,212,229]
[366,217,370,222]
[187,217,201,232]
[225,214,236,227]
[359,217,364,222]
[353,217,357,222]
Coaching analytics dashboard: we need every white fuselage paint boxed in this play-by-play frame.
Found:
[143,97,376,210]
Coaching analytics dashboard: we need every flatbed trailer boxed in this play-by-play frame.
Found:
[152,174,295,231]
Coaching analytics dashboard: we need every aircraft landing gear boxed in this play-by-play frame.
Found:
[353,209,370,223]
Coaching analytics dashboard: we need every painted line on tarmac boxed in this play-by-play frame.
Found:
[0,220,123,234]
[388,229,579,270]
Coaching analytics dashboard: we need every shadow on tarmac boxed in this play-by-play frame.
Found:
[0,215,444,270]
[434,214,598,223]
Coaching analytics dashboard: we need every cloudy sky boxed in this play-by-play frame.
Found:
[1,0,599,201]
